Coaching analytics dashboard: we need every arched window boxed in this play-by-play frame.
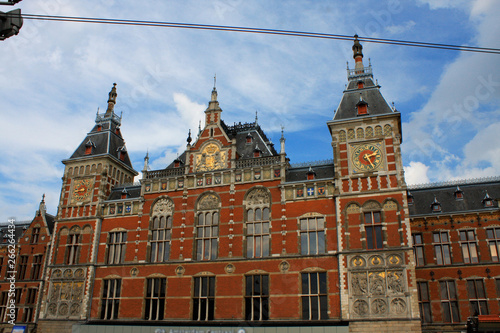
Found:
[149,198,174,262]
[66,226,81,265]
[195,194,220,260]
[300,214,325,255]
[245,188,271,258]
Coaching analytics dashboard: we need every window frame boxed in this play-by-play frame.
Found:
[439,280,460,323]
[487,227,500,262]
[31,227,40,244]
[149,215,172,263]
[417,281,432,323]
[467,279,489,316]
[459,229,479,264]
[30,254,43,280]
[17,255,29,280]
[65,232,81,265]
[364,211,383,250]
[192,276,215,321]
[22,288,37,322]
[195,211,219,261]
[144,278,166,320]
[245,274,269,321]
[301,271,328,320]
[433,231,452,265]
[413,233,425,266]
[246,207,270,258]
[106,231,127,264]
[300,216,326,255]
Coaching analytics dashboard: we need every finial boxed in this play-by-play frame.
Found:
[187,129,192,144]
[198,120,202,134]
[391,101,395,110]
[280,125,285,138]
[255,111,258,125]
[214,74,216,89]
[41,193,45,203]
[105,83,118,115]
[369,58,371,66]
[143,150,149,172]
[346,61,349,70]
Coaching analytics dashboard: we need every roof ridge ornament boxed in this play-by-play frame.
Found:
[105,83,117,116]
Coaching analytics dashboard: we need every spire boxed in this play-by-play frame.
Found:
[211,74,217,102]
[352,35,364,72]
[105,83,117,116]
[255,111,259,126]
[38,193,46,216]
[280,125,286,154]
[143,150,149,173]
[187,129,192,145]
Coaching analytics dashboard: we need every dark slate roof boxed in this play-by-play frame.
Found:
[333,73,395,121]
[408,178,500,217]
[222,121,278,159]
[107,184,142,201]
[45,213,55,234]
[66,112,136,173]
[286,163,335,182]
[0,220,31,244]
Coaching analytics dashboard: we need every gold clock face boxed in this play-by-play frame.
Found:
[72,178,93,202]
[351,143,383,172]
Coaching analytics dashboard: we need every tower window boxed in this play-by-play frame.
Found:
[364,211,382,249]
[357,81,364,89]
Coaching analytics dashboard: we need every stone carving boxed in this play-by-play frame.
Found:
[353,299,368,315]
[195,143,227,172]
[246,188,270,205]
[369,255,384,266]
[387,254,402,266]
[58,303,68,316]
[383,200,398,211]
[369,272,385,295]
[74,268,85,279]
[391,298,406,314]
[365,127,373,138]
[371,299,387,314]
[47,303,57,315]
[70,303,80,316]
[63,269,73,279]
[46,267,86,319]
[198,193,219,210]
[346,204,360,214]
[225,264,235,274]
[279,261,290,273]
[363,201,380,210]
[52,269,62,279]
[387,271,404,294]
[351,272,367,295]
[350,256,366,268]
[384,124,392,136]
[339,130,346,142]
[175,266,185,277]
[152,198,174,217]
[130,267,139,277]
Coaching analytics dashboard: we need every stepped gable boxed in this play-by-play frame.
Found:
[408,177,500,216]
[66,84,135,171]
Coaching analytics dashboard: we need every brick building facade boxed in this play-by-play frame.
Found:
[1,37,499,333]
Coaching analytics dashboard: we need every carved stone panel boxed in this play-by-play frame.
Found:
[246,188,270,206]
[347,252,410,319]
[152,198,174,217]
[45,267,86,319]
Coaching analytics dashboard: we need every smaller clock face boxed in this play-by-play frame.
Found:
[352,143,383,172]
[72,178,93,202]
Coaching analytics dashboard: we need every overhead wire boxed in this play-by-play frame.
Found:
[18,13,500,55]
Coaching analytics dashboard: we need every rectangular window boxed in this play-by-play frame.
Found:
[106,231,127,264]
[496,278,500,310]
[300,216,326,255]
[0,257,3,279]
[17,255,29,280]
[100,279,121,320]
[193,276,215,321]
[467,279,488,315]
[460,230,479,263]
[246,208,270,258]
[31,227,40,244]
[144,278,166,320]
[66,233,81,265]
[417,281,432,323]
[433,232,451,265]
[150,216,172,262]
[487,228,500,262]
[30,255,43,280]
[196,212,219,260]
[22,289,37,322]
[0,291,8,323]
[440,280,460,323]
[301,272,328,320]
[413,234,425,266]
[245,275,269,321]
[365,211,382,249]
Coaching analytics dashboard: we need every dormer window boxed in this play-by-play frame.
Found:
[115,126,121,135]
[121,188,128,200]
[356,95,368,116]
[431,196,441,212]
[97,125,102,132]
[483,191,494,207]
[407,191,414,205]
[246,133,253,144]
[117,146,127,161]
[307,166,316,180]
[85,140,95,155]
[174,158,182,168]
[357,81,364,89]
[253,145,261,158]
[454,186,464,200]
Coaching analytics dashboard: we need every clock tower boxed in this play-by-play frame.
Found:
[328,37,421,332]
[38,84,138,329]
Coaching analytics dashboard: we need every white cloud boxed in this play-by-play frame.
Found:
[404,161,430,185]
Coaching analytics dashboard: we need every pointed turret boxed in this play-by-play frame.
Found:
[352,35,364,72]
[205,76,223,125]
[105,83,117,116]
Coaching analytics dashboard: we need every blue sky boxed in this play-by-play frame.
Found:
[1,0,499,222]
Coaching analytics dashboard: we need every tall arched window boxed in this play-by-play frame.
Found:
[66,226,81,265]
[149,198,174,262]
[245,188,271,258]
[195,193,220,260]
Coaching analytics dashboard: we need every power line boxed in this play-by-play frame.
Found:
[19,13,500,55]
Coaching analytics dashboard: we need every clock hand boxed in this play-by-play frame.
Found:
[363,153,375,167]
